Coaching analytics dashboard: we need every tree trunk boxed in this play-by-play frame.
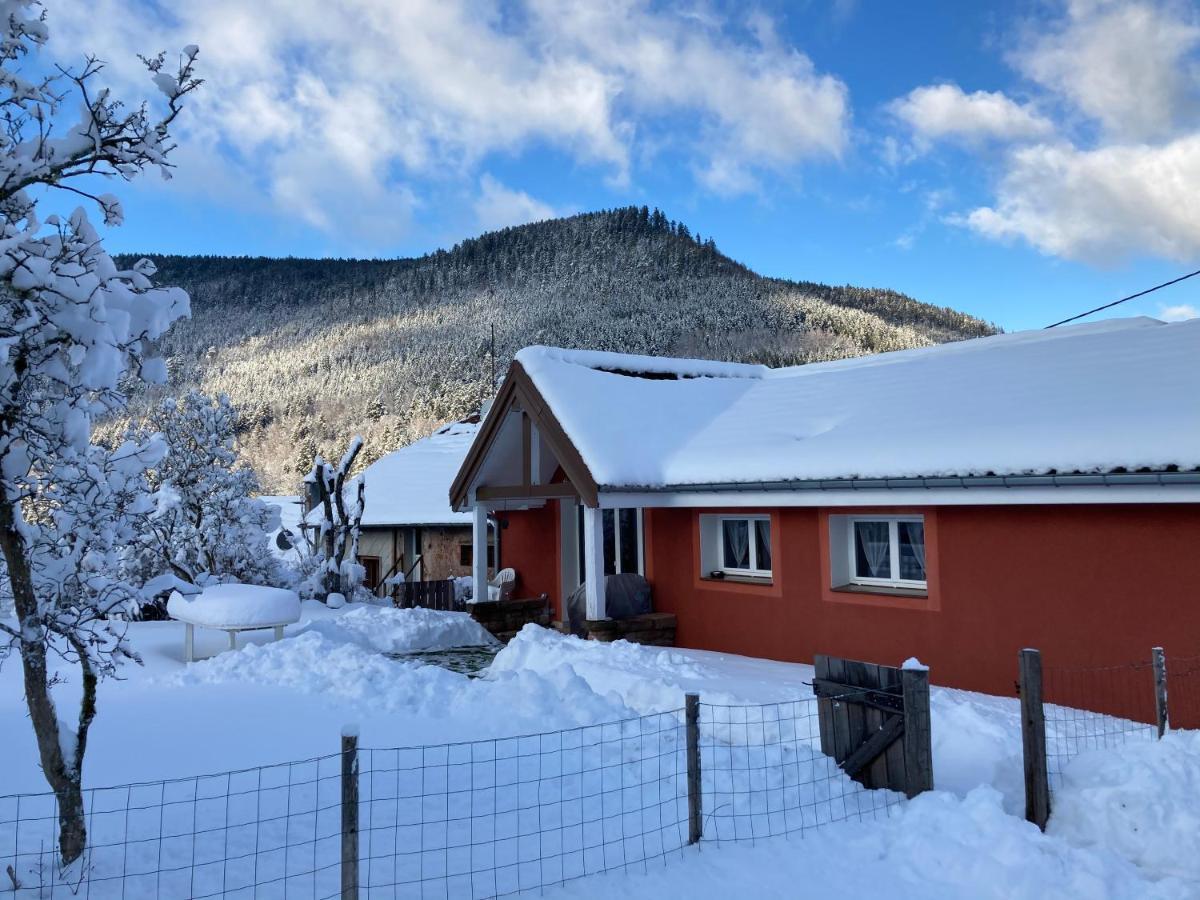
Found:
[0,494,89,867]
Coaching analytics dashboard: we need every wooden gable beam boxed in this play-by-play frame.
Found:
[449,360,600,510]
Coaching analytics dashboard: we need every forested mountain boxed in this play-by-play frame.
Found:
[114,207,997,492]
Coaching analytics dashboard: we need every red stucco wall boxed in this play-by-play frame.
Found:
[495,501,1199,719]
[644,504,1200,705]
[497,505,561,615]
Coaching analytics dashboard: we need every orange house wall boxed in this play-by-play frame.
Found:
[497,505,562,616]
[492,502,1200,704]
[646,504,1200,699]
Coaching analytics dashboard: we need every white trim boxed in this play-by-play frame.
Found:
[582,506,607,620]
[716,514,772,578]
[599,485,1200,509]
[472,504,489,608]
[845,515,926,589]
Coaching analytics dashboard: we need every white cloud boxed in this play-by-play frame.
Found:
[1013,0,1200,142]
[1159,303,1199,321]
[961,135,1200,262]
[888,84,1053,148]
[473,175,560,232]
[49,0,850,243]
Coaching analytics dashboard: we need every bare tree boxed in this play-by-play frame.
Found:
[0,2,198,868]
[304,437,365,600]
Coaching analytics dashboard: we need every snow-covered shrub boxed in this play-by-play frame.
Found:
[129,391,282,591]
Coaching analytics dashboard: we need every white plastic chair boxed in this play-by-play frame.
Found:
[490,567,516,603]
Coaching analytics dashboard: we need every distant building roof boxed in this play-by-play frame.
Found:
[511,317,1200,489]
[344,421,478,527]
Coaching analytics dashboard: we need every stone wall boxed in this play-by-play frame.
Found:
[554,613,677,647]
[469,596,552,643]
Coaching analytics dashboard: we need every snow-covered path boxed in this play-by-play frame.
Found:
[2,603,1197,897]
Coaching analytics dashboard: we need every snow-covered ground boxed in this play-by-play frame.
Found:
[1,603,1195,897]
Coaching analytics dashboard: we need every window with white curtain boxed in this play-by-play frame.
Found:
[718,516,772,576]
[847,517,926,588]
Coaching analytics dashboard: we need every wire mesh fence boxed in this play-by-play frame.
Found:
[1,753,344,899]
[1166,653,1200,731]
[2,693,907,899]
[700,699,902,843]
[355,710,689,898]
[1042,659,1160,788]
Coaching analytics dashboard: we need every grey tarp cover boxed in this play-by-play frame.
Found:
[565,573,652,635]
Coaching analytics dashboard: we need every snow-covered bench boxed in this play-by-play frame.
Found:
[167,584,301,662]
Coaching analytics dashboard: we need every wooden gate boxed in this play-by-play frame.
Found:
[394,579,459,611]
[811,654,933,798]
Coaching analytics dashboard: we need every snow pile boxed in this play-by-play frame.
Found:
[169,627,635,731]
[299,606,498,653]
[929,687,1026,813]
[515,317,1200,486]
[1049,730,1200,880]
[166,583,300,627]
[545,787,1193,899]
[493,625,744,710]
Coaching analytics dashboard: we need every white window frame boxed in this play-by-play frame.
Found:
[717,515,772,578]
[847,516,926,589]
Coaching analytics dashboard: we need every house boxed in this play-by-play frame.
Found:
[308,420,493,593]
[450,316,1200,697]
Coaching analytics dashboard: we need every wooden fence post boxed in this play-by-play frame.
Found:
[1019,649,1050,830]
[685,693,702,845]
[900,665,933,798]
[1152,647,1168,739]
[341,727,360,900]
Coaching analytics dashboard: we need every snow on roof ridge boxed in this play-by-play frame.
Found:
[516,345,769,380]
[518,319,1171,386]
[512,316,1200,488]
[766,316,1170,379]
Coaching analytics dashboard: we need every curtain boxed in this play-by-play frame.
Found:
[755,519,772,571]
[902,521,926,580]
[723,520,750,568]
[856,521,890,578]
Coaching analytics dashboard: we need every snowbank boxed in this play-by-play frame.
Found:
[170,628,634,731]
[545,787,1193,899]
[299,605,498,653]
[166,583,300,628]
[1049,730,1200,881]
[491,624,716,710]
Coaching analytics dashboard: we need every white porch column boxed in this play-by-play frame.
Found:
[581,505,607,620]
[472,503,489,604]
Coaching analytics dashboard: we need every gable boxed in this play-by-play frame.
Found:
[449,361,599,510]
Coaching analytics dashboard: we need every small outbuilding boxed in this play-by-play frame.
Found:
[305,420,494,595]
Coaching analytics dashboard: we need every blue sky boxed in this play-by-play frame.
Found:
[48,0,1200,330]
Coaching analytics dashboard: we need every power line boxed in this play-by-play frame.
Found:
[1045,268,1200,328]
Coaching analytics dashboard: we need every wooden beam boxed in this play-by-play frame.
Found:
[476,483,579,501]
[1152,646,1168,738]
[811,678,904,714]
[839,715,904,778]
[1019,648,1050,830]
[521,413,532,487]
[901,666,934,797]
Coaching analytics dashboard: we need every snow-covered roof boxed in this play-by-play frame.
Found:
[514,317,1200,488]
[326,421,478,527]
